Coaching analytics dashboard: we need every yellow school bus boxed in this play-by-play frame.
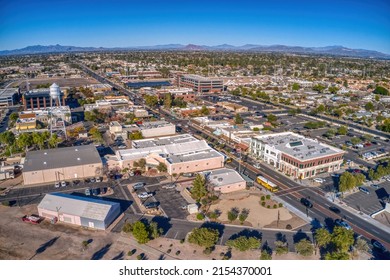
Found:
[256,175,279,192]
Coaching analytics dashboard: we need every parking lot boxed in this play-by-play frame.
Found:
[130,181,190,220]
[342,181,390,215]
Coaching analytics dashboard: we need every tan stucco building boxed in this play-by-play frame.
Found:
[23,145,103,185]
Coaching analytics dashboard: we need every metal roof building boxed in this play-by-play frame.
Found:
[23,145,103,186]
[38,193,121,230]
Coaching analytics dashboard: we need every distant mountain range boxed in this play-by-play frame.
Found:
[0,43,389,59]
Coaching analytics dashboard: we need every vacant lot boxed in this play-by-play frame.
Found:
[209,191,306,229]
[17,77,99,90]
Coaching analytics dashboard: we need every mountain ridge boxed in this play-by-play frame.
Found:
[0,43,388,58]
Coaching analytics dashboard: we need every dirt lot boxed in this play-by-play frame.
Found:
[0,204,318,260]
[209,191,307,230]
[17,77,99,90]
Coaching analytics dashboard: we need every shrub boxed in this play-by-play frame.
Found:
[136,254,143,260]
[210,195,218,201]
[260,250,272,260]
[203,247,213,255]
[261,201,266,206]
[127,249,136,256]
[196,213,205,220]
[193,250,197,254]
[286,224,292,230]
[261,196,265,201]
[266,195,271,200]
[167,249,172,254]
[170,244,173,247]
[273,204,277,209]
[267,205,270,209]
[278,203,283,208]
[180,239,185,244]
[220,252,225,257]
[1,201,10,207]
[175,250,181,256]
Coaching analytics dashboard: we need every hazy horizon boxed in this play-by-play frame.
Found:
[1,0,389,53]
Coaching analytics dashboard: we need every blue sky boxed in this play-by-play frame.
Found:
[0,0,389,53]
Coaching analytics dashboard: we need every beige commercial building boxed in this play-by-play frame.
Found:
[23,145,103,185]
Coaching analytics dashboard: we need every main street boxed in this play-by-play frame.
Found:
[76,62,390,248]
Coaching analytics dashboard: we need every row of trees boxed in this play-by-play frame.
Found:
[0,131,61,155]
[122,220,163,244]
[367,161,390,181]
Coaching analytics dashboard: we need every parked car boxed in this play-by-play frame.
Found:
[85,188,91,196]
[162,184,177,189]
[300,198,313,208]
[95,177,101,183]
[92,188,99,196]
[89,178,96,183]
[137,192,153,199]
[73,180,80,185]
[22,215,42,224]
[54,182,60,188]
[132,182,145,190]
[329,206,341,214]
[61,181,67,187]
[313,178,325,183]
[371,184,380,189]
[144,201,159,209]
[358,187,370,195]
[335,219,352,230]
[254,163,261,169]
[372,240,387,253]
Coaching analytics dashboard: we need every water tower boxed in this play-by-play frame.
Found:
[49,83,67,139]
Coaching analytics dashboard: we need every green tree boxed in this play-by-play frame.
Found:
[328,86,339,94]
[315,228,332,248]
[9,112,19,122]
[333,109,343,118]
[364,102,374,112]
[316,104,326,114]
[188,227,219,248]
[375,95,380,102]
[137,158,146,170]
[324,251,350,260]
[32,131,49,149]
[332,226,354,252]
[48,134,61,148]
[238,208,249,224]
[373,85,389,96]
[337,126,348,135]
[16,133,33,151]
[253,127,260,131]
[191,174,208,200]
[144,95,159,107]
[163,93,172,109]
[157,162,167,173]
[260,250,272,260]
[227,208,239,223]
[129,131,143,140]
[267,114,278,123]
[149,221,163,239]
[131,221,150,244]
[292,83,300,91]
[339,172,356,193]
[200,105,210,116]
[353,173,365,186]
[89,127,103,143]
[274,241,289,255]
[294,239,314,256]
[226,236,261,252]
[350,137,361,145]
[234,113,243,124]
[313,84,326,93]
[0,131,15,146]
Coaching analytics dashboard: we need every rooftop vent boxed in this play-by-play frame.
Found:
[43,162,46,164]
[77,158,80,161]
[44,152,47,155]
